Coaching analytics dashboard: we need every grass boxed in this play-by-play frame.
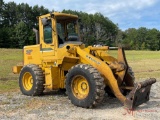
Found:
[0,80,19,93]
[0,48,23,80]
[0,48,22,93]
[108,50,160,80]
[0,48,160,92]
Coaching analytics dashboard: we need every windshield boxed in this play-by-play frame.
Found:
[56,19,80,43]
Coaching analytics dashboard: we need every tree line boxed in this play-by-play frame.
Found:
[0,0,160,50]
[118,28,160,50]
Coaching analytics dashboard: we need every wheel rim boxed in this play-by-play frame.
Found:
[22,72,33,91]
[71,75,89,99]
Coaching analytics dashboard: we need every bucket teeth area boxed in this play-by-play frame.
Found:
[124,78,156,110]
[139,78,156,88]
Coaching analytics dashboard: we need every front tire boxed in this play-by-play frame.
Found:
[66,64,105,108]
[19,64,44,96]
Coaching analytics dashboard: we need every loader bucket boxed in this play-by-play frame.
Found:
[124,78,156,110]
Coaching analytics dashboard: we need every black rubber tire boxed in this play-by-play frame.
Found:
[66,64,105,108]
[104,86,116,97]
[19,64,45,96]
[127,67,135,82]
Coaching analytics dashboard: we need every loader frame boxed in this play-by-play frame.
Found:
[13,12,156,109]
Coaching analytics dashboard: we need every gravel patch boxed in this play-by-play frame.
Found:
[0,81,159,120]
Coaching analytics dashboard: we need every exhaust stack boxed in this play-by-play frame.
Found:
[33,28,39,44]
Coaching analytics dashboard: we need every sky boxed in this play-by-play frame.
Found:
[4,0,160,31]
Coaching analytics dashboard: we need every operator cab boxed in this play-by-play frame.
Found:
[39,12,81,49]
[55,14,81,47]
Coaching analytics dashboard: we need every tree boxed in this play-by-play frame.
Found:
[115,29,124,46]
[157,32,160,50]
[122,28,138,49]
[146,29,159,50]
[14,21,29,48]
[17,3,33,27]
[137,27,148,50]
[2,2,17,27]
[0,0,4,26]
[0,27,10,47]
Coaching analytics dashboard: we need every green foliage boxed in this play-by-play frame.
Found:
[121,27,160,50]
[0,1,49,48]
[14,21,28,48]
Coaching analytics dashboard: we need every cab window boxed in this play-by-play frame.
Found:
[66,21,79,41]
[57,22,65,41]
[67,22,76,35]
[44,21,52,44]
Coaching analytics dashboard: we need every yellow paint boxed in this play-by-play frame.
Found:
[22,72,33,91]
[13,12,134,104]
[24,45,41,65]
[71,75,89,99]
[12,66,23,74]
[76,47,126,103]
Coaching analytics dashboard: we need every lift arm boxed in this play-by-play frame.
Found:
[76,46,156,109]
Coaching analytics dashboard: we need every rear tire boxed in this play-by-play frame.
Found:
[19,64,44,96]
[66,64,105,108]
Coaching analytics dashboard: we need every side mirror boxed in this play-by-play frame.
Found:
[50,13,54,18]
[41,18,50,26]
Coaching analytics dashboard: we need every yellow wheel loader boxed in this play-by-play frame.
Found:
[13,12,156,109]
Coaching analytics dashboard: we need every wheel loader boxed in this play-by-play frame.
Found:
[13,12,156,109]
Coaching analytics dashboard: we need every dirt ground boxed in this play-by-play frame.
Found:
[0,81,160,120]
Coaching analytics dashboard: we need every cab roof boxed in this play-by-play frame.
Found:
[39,12,78,20]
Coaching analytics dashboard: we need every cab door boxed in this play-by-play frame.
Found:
[40,18,55,58]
